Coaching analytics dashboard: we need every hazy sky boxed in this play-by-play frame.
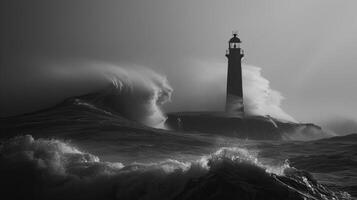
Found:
[1,0,357,130]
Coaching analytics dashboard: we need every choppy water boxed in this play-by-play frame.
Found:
[0,99,356,200]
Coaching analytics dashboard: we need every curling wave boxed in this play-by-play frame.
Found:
[60,65,173,129]
[0,135,351,200]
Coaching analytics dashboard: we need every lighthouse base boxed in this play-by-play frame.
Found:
[225,94,244,115]
[165,112,323,140]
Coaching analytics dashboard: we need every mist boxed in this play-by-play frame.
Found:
[1,58,296,124]
[320,117,357,135]
[164,60,296,122]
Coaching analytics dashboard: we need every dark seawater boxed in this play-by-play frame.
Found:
[0,99,356,200]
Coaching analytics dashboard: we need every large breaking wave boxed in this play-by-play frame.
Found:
[73,66,173,129]
[0,135,351,200]
[47,63,173,129]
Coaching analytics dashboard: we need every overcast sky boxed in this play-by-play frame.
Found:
[1,0,357,130]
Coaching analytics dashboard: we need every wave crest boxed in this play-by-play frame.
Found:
[66,65,173,129]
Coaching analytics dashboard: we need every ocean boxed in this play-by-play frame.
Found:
[0,94,356,200]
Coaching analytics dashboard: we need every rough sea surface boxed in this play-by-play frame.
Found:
[1,97,356,200]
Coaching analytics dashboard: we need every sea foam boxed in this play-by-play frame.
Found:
[0,135,350,200]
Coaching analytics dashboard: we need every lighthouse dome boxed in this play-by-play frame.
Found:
[229,34,241,43]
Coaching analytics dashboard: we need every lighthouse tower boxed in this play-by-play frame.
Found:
[225,32,244,115]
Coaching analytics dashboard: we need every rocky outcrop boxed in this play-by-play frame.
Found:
[165,112,324,140]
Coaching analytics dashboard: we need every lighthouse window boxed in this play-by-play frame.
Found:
[230,43,240,48]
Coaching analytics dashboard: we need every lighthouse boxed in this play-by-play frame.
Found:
[165,32,310,140]
[225,32,244,115]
